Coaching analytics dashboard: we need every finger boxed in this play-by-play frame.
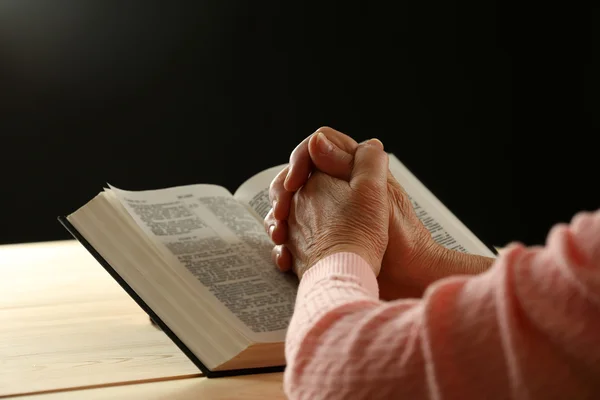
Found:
[284,127,359,191]
[278,246,293,272]
[307,132,355,182]
[271,245,293,272]
[264,208,276,235]
[268,167,293,220]
[264,208,288,244]
[271,245,280,268]
[269,166,288,203]
[350,139,388,190]
[271,220,287,245]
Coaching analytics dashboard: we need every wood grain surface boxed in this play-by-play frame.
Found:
[0,241,200,397]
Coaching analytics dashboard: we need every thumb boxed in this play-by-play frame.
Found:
[349,139,388,191]
[308,132,354,181]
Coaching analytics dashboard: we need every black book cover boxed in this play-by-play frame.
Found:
[58,216,286,379]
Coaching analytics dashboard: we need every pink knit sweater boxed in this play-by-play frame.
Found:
[284,211,600,399]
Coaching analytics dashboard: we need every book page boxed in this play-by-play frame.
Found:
[233,164,287,221]
[388,155,495,257]
[108,183,298,343]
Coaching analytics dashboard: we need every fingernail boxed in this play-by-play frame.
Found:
[316,131,334,154]
[272,200,278,213]
[268,225,275,238]
[366,138,384,150]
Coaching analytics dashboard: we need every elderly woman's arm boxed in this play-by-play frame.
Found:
[284,211,600,399]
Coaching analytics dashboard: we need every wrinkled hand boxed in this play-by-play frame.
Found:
[265,140,389,279]
[266,127,493,299]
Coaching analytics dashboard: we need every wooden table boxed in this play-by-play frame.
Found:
[0,240,285,399]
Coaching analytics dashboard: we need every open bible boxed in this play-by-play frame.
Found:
[59,155,497,378]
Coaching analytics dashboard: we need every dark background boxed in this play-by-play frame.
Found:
[0,1,598,247]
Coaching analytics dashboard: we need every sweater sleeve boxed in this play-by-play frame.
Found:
[283,211,600,400]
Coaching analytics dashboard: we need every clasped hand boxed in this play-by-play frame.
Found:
[264,127,492,300]
[266,138,389,279]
